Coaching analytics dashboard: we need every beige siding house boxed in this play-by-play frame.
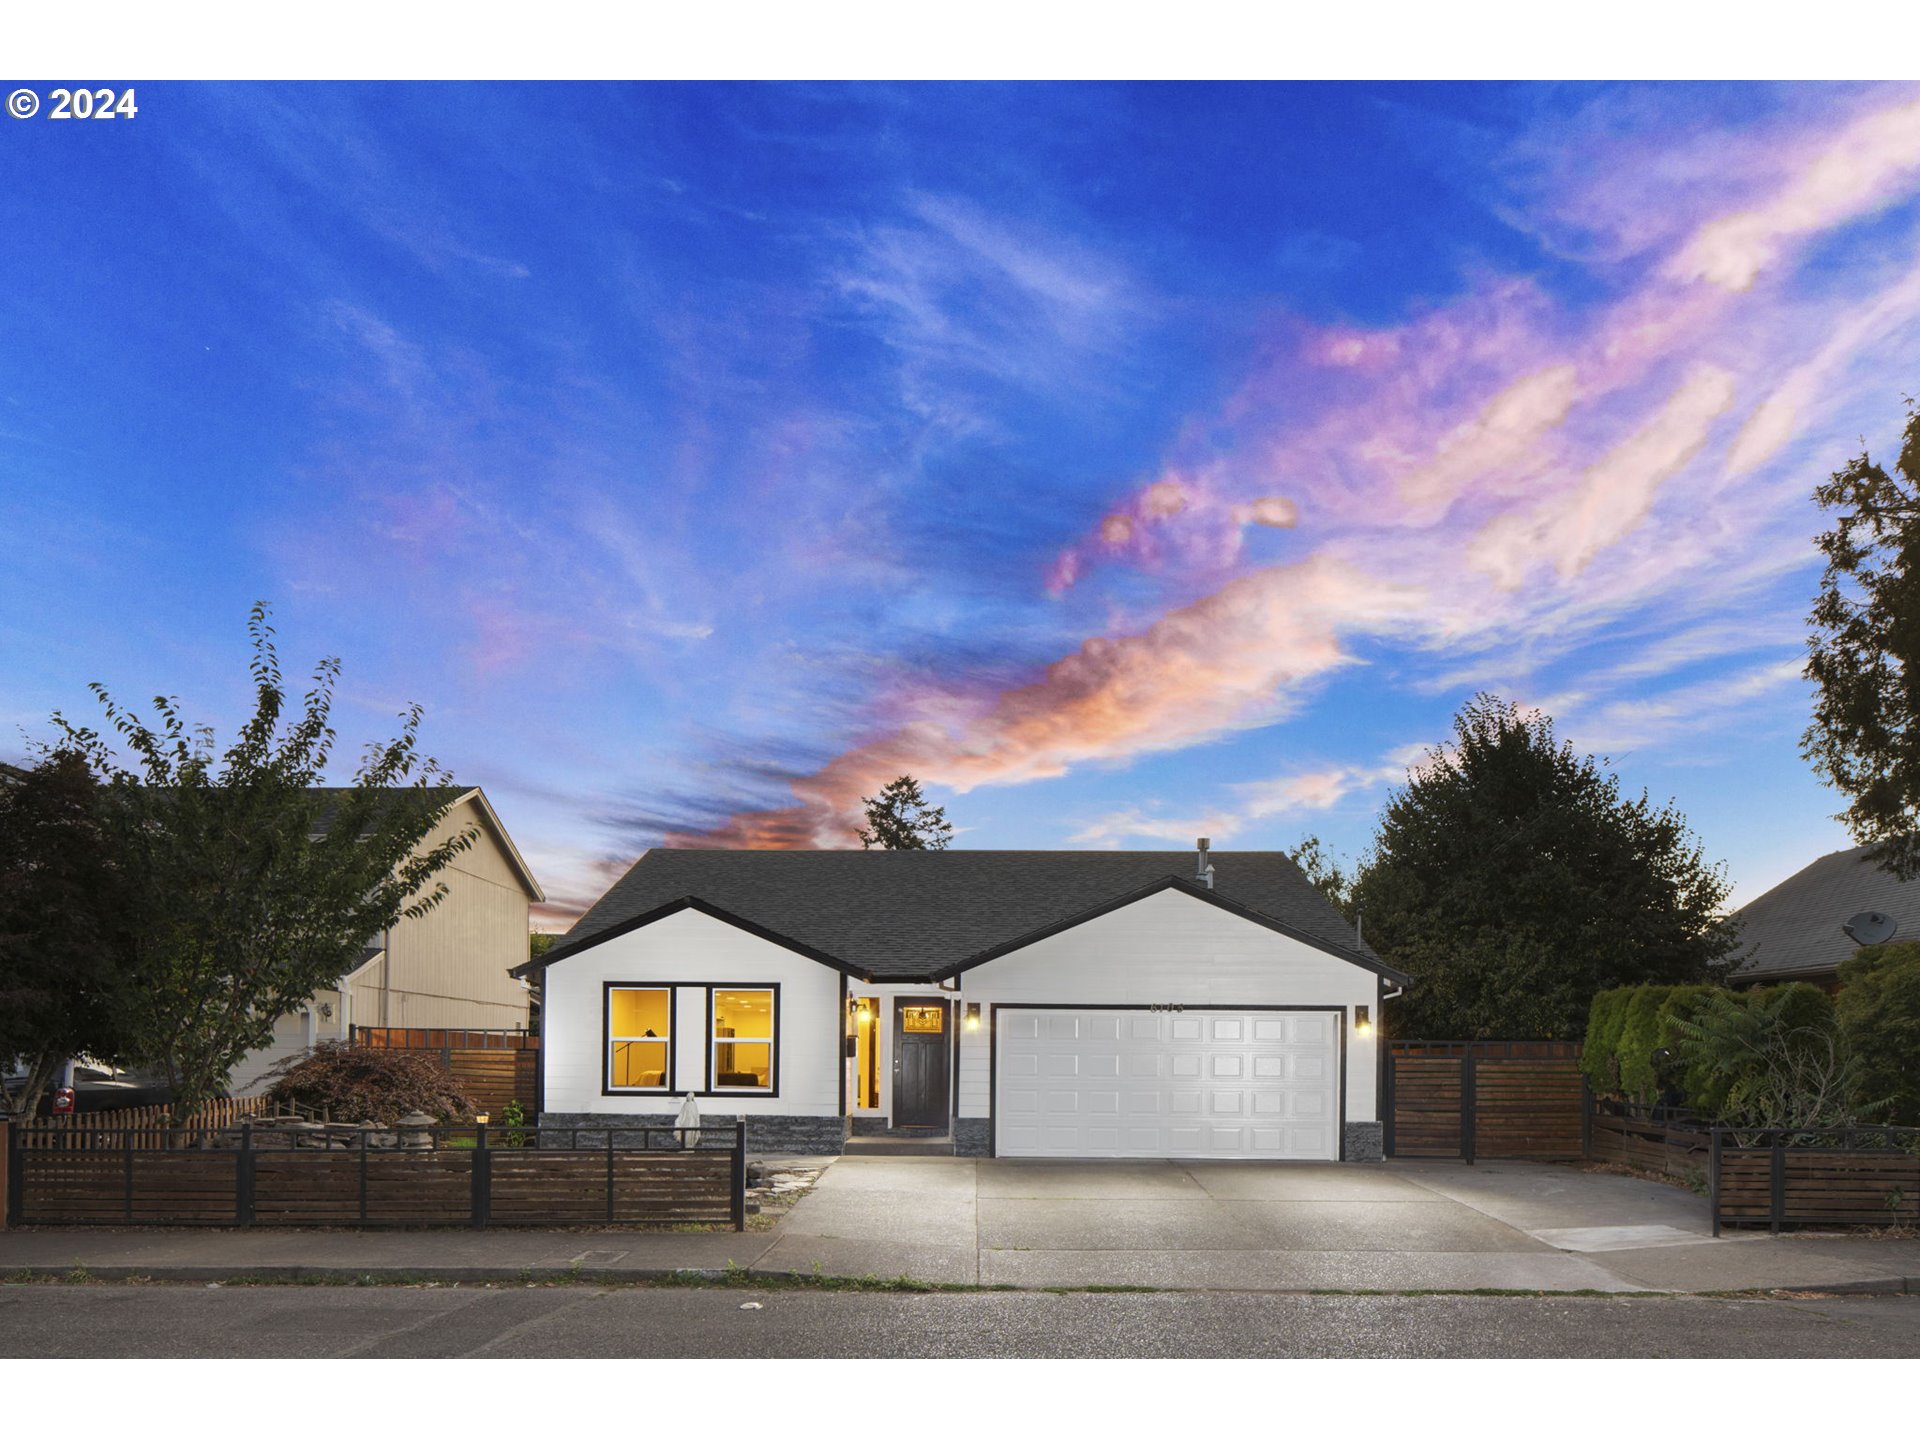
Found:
[228,787,545,1096]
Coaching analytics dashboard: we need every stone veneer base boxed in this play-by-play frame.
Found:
[1342,1121,1384,1162]
[953,1118,991,1157]
[538,1112,849,1155]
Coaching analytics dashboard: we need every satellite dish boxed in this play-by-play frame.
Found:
[1843,911,1898,946]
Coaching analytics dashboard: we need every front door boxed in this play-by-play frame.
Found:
[892,998,950,1129]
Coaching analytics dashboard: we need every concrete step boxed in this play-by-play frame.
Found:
[844,1133,955,1156]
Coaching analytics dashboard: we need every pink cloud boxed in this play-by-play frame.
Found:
[679,92,1920,852]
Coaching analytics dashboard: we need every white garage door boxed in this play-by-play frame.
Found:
[995,1008,1339,1160]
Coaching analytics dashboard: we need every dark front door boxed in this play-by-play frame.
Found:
[892,998,950,1129]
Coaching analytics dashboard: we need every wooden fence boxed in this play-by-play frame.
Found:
[13,1095,277,1150]
[6,1122,746,1230]
[352,1027,539,1115]
[1383,1042,1585,1163]
[1711,1129,1920,1234]
[1586,1107,1712,1181]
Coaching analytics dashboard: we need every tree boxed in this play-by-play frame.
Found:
[0,749,141,1119]
[46,604,477,1122]
[1349,694,1739,1040]
[856,775,953,850]
[1803,396,1920,878]
[1285,835,1354,919]
[1834,940,1920,1125]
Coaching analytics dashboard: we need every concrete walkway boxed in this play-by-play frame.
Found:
[4,1157,1919,1294]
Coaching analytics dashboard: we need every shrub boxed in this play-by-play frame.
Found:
[1616,986,1674,1102]
[263,1041,476,1125]
[1836,941,1920,1125]
[1670,984,1864,1131]
[1582,987,1635,1094]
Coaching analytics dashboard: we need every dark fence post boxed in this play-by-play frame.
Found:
[1580,1076,1593,1160]
[471,1123,491,1229]
[359,1128,370,1223]
[237,1124,255,1227]
[1710,1127,1723,1237]
[605,1128,615,1224]
[1769,1135,1785,1235]
[1382,1050,1396,1159]
[4,1119,19,1228]
[731,1121,747,1232]
[123,1136,135,1223]
[1461,1046,1477,1165]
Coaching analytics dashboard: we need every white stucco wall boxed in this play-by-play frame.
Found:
[954,887,1380,1125]
[540,907,844,1117]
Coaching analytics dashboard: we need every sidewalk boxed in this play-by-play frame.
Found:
[4,1157,1919,1295]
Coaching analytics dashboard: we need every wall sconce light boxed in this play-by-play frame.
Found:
[1354,1005,1372,1035]
[964,1002,981,1031]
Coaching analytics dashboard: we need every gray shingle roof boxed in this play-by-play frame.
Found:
[1734,843,1917,981]
[537,848,1386,982]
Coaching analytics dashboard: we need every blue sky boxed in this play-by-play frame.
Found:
[5,81,1919,922]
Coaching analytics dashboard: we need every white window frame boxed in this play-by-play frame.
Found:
[605,984,674,1093]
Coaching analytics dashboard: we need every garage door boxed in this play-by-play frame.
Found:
[995,1008,1339,1160]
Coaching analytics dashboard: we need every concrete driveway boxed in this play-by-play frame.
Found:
[756,1156,1920,1293]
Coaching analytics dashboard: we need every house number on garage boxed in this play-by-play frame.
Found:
[1146,1003,1185,1012]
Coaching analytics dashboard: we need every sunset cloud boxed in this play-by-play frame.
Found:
[675,89,1920,860]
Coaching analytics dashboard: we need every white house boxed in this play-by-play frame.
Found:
[515,842,1408,1160]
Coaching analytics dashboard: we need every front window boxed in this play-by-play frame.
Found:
[607,987,672,1090]
[711,988,775,1091]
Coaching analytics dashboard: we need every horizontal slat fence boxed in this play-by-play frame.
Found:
[7,1123,745,1230]
[1711,1129,1920,1234]
[352,1027,539,1115]
[1384,1042,1584,1163]
[1587,1108,1711,1180]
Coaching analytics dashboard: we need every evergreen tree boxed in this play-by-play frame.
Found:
[1351,695,1738,1039]
[856,775,953,850]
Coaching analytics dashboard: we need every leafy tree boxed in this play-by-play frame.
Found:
[1351,694,1739,1040]
[1835,940,1920,1125]
[856,775,954,850]
[47,604,477,1123]
[0,749,141,1118]
[1670,984,1869,1133]
[1284,835,1354,918]
[529,932,559,961]
[1803,396,1920,879]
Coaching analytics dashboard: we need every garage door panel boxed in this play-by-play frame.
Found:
[996,1008,1339,1161]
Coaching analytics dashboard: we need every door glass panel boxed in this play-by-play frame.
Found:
[901,1004,944,1034]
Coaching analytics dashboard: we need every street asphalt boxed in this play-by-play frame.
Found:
[1,1284,1916,1357]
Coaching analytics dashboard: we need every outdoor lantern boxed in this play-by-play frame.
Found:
[965,1002,981,1031]
[1354,1005,1372,1035]
[474,1112,490,1126]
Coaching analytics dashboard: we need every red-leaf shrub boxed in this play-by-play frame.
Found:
[263,1041,476,1124]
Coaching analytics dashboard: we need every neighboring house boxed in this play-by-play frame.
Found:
[227,786,546,1095]
[513,842,1407,1160]
[1733,842,1918,989]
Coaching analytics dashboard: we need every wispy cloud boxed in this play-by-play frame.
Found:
[680,89,1920,853]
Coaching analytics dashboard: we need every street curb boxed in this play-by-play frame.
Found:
[5,1263,1917,1294]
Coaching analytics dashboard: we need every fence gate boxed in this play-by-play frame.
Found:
[1384,1041,1585,1163]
